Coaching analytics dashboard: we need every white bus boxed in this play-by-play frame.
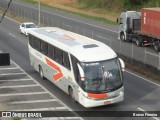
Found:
[28,27,125,108]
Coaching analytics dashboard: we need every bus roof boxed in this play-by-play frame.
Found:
[28,27,117,62]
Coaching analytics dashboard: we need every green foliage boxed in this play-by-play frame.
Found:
[77,0,121,10]
[77,0,160,12]
[13,117,21,120]
[21,0,37,4]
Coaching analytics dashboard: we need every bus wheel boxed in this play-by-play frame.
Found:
[69,87,76,103]
[39,66,45,80]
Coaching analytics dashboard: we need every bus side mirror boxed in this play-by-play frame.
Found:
[77,63,85,81]
[119,58,125,72]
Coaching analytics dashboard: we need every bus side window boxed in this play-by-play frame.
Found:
[55,47,63,64]
[41,41,48,55]
[29,35,35,47]
[34,37,41,51]
[63,52,71,70]
[48,44,54,59]
[71,55,80,84]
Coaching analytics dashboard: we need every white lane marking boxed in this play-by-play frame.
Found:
[11,60,83,120]
[12,2,118,33]
[0,91,48,97]
[146,51,159,57]
[0,73,25,76]
[0,14,20,24]
[11,107,67,111]
[96,34,110,40]
[0,67,19,70]
[9,33,16,38]
[137,107,160,120]
[0,84,39,89]
[153,117,160,120]
[3,5,159,117]
[9,99,58,104]
[64,117,81,120]
[3,7,160,90]
[0,50,76,114]
[126,70,160,87]
[63,23,71,28]
[137,107,145,111]
[23,117,82,120]
[0,78,32,82]
[22,118,59,120]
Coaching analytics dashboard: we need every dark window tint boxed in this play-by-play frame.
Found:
[71,55,80,83]
[63,52,70,70]
[120,18,123,24]
[48,44,54,59]
[41,41,48,55]
[34,38,40,51]
[55,47,63,64]
[29,34,35,47]
[26,24,36,28]
[83,44,98,48]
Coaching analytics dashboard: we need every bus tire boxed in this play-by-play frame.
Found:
[39,66,45,80]
[68,87,76,103]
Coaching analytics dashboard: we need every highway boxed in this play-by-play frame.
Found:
[0,10,160,120]
[0,0,160,69]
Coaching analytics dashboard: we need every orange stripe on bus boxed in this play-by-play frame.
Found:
[46,58,63,81]
[88,93,107,99]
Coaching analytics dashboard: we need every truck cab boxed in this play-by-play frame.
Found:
[117,11,141,41]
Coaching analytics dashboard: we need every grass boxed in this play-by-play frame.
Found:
[21,0,37,4]
[0,8,38,24]
[119,54,160,82]
[0,1,159,82]
[1,9,159,82]
[126,62,160,81]
[20,0,117,25]
[13,117,21,120]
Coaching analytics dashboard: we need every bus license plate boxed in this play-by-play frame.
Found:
[104,101,111,105]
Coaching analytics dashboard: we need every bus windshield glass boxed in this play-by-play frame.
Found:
[81,58,123,93]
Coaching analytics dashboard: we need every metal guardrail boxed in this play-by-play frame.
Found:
[0,1,159,70]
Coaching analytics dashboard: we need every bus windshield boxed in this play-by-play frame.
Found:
[81,58,123,93]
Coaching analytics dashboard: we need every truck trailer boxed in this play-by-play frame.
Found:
[117,8,160,52]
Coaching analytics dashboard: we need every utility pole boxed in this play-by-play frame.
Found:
[37,0,41,26]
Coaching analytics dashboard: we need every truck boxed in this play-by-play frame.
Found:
[117,8,160,52]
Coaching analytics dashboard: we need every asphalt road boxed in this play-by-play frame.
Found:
[0,0,160,69]
[0,12,160,120]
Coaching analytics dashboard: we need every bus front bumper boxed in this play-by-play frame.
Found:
[79,87,124,108]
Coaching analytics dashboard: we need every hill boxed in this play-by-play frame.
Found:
[76,0,160,11]
[30,0,160,23]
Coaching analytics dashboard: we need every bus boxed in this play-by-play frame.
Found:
[28,27,125,108]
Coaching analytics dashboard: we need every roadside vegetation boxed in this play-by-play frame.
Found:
[1,0,159,82]
[13,117,21,120]
[22,0,160,25]
[76,0,160,11]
